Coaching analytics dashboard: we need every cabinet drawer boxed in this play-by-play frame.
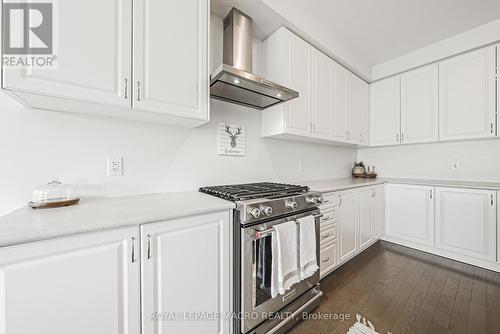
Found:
[320,224,337,246]
[321,192,340,209]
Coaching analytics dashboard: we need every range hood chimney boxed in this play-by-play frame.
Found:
[210,8,299,110]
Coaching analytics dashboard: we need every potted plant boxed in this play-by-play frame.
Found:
[352,161,366,177]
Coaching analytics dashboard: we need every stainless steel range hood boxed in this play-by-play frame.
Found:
[210,8,299,110]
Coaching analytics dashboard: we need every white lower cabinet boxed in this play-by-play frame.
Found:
[386,184,435,246]
[338,189,358,262]
[372,185,386,239]
[0,227,140,334]
[320,240,338,279]
[358,188,373,250]
[435,187,496,261]
[141,211,232,334]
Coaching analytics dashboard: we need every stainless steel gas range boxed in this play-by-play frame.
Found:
[200,182,324,334]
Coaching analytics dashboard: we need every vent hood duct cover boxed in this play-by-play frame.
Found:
[210,8,298,110]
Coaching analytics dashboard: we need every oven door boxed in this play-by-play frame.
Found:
[241,210,321,333]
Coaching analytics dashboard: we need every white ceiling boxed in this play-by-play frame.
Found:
[288,0,500,65]
[212,0,500,66]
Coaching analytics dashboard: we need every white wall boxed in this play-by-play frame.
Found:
[358,139,500,182]
[372,18,500,80]
[0,92,356,216]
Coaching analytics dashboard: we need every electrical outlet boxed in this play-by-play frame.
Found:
[107,157,123,176]
[451,160,460,171]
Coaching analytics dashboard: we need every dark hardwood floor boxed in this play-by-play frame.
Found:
[289,241,500,334]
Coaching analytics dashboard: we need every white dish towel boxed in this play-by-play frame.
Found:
[271,221,300,298]
[298,215,319,280]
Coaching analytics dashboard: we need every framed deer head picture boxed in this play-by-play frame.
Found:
[218,122,246,156]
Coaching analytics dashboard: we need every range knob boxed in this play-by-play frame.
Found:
[261,206,273,216]
[306,197,316,204]
[249,207,261,219]
[286,201,298,210]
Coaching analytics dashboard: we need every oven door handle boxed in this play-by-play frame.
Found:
[266,288,323,334]
[254,213,322,240]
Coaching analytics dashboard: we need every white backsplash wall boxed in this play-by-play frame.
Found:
[0,92,356,216]
[358,139,500,182]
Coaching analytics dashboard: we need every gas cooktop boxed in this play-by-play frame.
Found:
[199,182,309,201]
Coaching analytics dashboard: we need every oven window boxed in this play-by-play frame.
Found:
[255,235,273,307]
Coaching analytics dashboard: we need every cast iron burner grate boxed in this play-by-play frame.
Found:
[199,182,309,201]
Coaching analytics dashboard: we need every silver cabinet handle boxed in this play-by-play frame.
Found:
[371,190,376,198]
[429,189,433,199]
[397,133,399,142]
[321,216,331,221]
[137,81,141,101]
[321,233,333,239]
[491,123,494,134]
[338,195,343,207]
[124,78,128,99]
[130,236,136,263]
[491,194,494,206]
[401,133,404,142]
[321,257,330,263]
[146,234,152,259]
[323,199,330,203]
[309,122,313,134]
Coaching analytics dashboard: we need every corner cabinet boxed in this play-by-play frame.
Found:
[439,46,496,141]
[0,227,140,334]
[400,64,439,144]
[435,187,496,261]
[1,0,209,127]
[369,76,401,146]
[141,211,232,334]
[261,27,369,146]
[385,184,435,246]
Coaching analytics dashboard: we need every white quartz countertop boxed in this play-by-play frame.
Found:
[301,177,500,193]
[301,177,386,193]
[0,191,235,248]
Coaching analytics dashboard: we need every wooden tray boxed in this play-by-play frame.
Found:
[28,198,80,209]
[352,173,378,179]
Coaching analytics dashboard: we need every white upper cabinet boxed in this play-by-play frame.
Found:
[386,184,435,246]
[0,227,140,334]
[133,0,209,122]
[2,0,209,126]
[439,46,496,141]
[2,0,132,108]
[350,74,369,145]
[370,76,401,146]
[400,64,439,144]
[333,64,350,142]
[141,211,231,334]
[262,28,369,146]
[435,187,496,261]
[311,49,333,139]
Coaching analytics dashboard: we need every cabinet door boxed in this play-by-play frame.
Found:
[141,211,231,334]
[386,184,435,246]
[2,0,131,107]
[439,46,496,141]
[0,227,140,334]
[435,187,496,261]
[333,64,350,142]
[400,64,439,144]
[339,190,358,262]
[372,185,386,239]
[133,0,209,121]
[320,240,338,279]
[498,191,500,263]
[360,80,370,145]
[283,33,312,136]
[370,76,401,146]
[358,188,373,250]
[312,49,333,139]
[350,74,369,144]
